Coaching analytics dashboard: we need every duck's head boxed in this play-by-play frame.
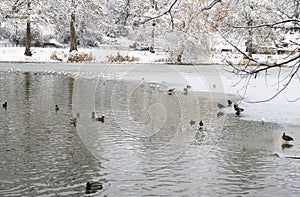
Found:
[86,182,92,189]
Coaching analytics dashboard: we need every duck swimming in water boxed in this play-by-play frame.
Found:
[95,115,105,123]
[86,181,103,191]
[227,100,232,106]
[199,120,204,129]
[168,88,175,95]
[70,117,77,127]
[3,102,7,110]
[183,87,188,95]
[55,104,59,112]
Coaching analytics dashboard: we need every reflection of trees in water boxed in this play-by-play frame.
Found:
[0,72,101,196]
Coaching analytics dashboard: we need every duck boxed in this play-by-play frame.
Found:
[86,181,103,191]
[199,120,204,128]
[227,100,232,106]
[190,120,195,126]
[91,111,96,120]
[183,87,188,95]
[235,110,241,117]
[235,107,244,112]
[3,102,7,110]
[168,88,175,95]
[150,84,156,89]
[55,104,59,111]
[156,84,160,91]
[217,103,225,110]
[234,104,244,112]
[186,85,192,89]
[70,117,77,127]
[282,133,294,142]
[95,115,105,123]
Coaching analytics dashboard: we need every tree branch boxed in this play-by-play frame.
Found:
[245,64,300,103]
[232,19,300,29]
[139,0,178,24]
[201,0,222,11]
[140,0,222,25]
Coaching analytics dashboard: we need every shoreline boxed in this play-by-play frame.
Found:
[0,61,224,66]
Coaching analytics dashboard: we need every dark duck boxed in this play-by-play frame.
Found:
[282,133,293,142]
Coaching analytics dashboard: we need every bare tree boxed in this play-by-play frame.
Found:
[3,0,33,56]
[219,20,300,102]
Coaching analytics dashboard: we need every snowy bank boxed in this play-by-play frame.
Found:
[0,47,170,64]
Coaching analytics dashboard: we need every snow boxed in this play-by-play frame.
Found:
[0,47,61,62]
[0,47,170,64]
[220,67,300,125]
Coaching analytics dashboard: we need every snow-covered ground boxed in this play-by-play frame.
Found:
[0,47,170,64]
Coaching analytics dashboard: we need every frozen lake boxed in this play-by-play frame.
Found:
[0,63,299,196]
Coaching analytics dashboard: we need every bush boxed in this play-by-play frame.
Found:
[50,50,94,62]
[68,51,94,62]
[107,53,140,63]
[50,51,67,61]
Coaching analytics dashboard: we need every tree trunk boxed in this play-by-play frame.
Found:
[149,0,157,53]
[69,0,77,52]
[123,0,130,26]
[246,19,253,57]
[294,0,299,19]
[24,1,32,56]
[150,22,155,53]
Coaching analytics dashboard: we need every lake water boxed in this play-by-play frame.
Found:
[0,64,299,196]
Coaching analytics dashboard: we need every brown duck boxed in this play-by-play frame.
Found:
[282,133,294,142]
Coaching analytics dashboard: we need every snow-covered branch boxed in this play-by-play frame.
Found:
[232,19,300,29]
[201,0,222,11]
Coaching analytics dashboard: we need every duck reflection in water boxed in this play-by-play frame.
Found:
[217,111,224,117]
[3,102,7,110]
[190,120,196,126]
[281,143,293,150]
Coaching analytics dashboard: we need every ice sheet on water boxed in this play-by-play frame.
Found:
[1,63,299,126]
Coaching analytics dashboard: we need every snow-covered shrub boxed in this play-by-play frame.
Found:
[50,50,93,62]
[68,51,94,62]
[107,53,139,63]
[50,51,67,61]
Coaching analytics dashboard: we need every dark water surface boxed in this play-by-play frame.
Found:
[0,70,300,196]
